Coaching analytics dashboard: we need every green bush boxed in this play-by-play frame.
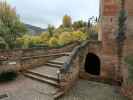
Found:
[40,32,50,45]
[48,37,59,47]
[0,37,8,49]
[58,32,73,46]
[71,31,88,41]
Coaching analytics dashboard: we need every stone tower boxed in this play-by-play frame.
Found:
[100,0,133,56]
[100,0,119,55]
[99,0,133,79]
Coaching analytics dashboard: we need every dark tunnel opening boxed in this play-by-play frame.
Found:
[85,53,100,75]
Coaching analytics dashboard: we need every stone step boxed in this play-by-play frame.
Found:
[26,70,58,81]
[28,65,60,79]
[48,61,64,65]
[53,91,65,100]
[45,63,62,68]
[64,52,71,55]
[24,73,60,87]
[52,55,70,63]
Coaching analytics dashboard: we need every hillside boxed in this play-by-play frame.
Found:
[25,24,47,35]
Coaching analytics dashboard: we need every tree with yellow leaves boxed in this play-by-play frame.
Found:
[0,1,27,49]
[62,14,72,27]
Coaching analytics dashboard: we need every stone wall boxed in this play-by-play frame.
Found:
[0,42,79,73]
[0,42,79,60]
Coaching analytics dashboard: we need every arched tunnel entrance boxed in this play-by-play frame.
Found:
[85,53,100,75]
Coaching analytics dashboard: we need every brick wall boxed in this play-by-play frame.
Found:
[100,0,133,99]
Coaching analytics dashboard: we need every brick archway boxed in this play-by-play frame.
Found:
[84,53,100,75]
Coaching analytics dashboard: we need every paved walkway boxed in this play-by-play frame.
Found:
[59,80,128,100]
[0,55,128,100]
[0,75,55,100]
[0,76,128,100]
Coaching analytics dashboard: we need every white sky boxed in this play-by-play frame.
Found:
[6,0,99,28]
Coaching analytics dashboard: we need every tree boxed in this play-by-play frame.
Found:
[0,37,8,49]
[0,1,27,49]
[72,20,87,30]
[47,24,55,37]
[62,14,72,27]
[116,0,127,82]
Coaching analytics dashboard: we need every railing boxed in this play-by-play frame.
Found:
[60,40,100,73]
[58,40,101,91]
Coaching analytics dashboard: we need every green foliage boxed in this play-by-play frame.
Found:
[17,34,44,48]
[18,29,89,48]
[17,35,31,48]
[0,1,27,49]
[71,31,88,41]
[48,37,59,47]
[47,24,55,37]
[30,36,41,45]
[72,20,87,30]
[16,14,91,48]
[0,37,8,49]
[54,27,73,36]
[118,9,127,38]
[62,14,72,27]
[115,0,127,81]
[58,32,73,46]
[40,32,50,44]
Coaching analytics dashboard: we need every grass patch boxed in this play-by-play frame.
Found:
[0,70,18,82]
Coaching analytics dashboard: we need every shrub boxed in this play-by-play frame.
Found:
[58,32,73,46]
[30,36,41,45]
[40,32,50,45]
[48,37,59,47]
[71,31,88,41]
[0,37,8,49]
[22,35,31,48]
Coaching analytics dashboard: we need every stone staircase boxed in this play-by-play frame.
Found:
[24,54,70,99]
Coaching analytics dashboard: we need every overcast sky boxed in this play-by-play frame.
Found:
[6,0,99,28]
